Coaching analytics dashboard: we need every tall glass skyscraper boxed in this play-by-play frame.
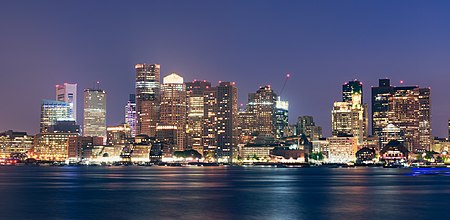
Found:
[274,97,288,139]
[135,64,161,137]
[125,94,138,137]
[83,88,106,141]
[40,99,72,133]
[56,83,77,122]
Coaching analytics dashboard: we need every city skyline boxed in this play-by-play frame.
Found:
[2,0,450,137]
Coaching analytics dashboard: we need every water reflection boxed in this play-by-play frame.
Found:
[0,166,449,219]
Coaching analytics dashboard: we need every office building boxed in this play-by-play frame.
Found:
[40,99,72,133]
[135,64,161,137]
[68,136,104,162]
[83,88,107,141]
[186,80,211,153]
[0,130,34,159]
[107,124,131,146]
[34,133,79,161]
[274,97,289,139]
[125,94,138,137]
[56,83,77,121]
[297,116,322,141]
[372,78,431,151]
[158,73,187,152]
[343,80,363,104]
[247,85,277,137]
[331,80,368,145]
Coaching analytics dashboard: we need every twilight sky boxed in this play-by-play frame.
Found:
[1,0,450,137]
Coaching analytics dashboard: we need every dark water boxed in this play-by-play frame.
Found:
[0,166,448,220]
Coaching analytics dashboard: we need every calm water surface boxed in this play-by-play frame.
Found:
[0,166,448,220]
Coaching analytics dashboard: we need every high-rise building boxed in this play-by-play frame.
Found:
[343,80,363,104]
[372,79,431,151]
[297,116,322,141]
[372,79,395,135]
[331,101,353,136]
[202,87,218,157]
[237,110,257,145]
[216,82,238,162]
[83,88,106,141]
[274,97,289,139]
[331,80,368,145]
[40,99,72,133]
[125,94,138,137]
[186,80,211,154]
[418,88,432,150]
[388,86,421,151]
[56,83,77,122]
[157,73,187,152]
[247,86,277,137]
[135,64,161,137]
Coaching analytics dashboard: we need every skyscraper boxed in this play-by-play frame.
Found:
[125,94,138,137]
[418,88,432,150]
[372,79,395,135]
[332,80,368,145]
[297,116,322,141]
[216,82,238,162]
[186,80,211,154]
[135,64,161,137]
[274,97,288,139]
[56,83,77,122]
[202,87,218,157]
[40,99,72,133]
[343,80,363,104]
[331,101,353,136]
[157,73,187,152]
[372,79,431,151]
[83,88,107,141]
[247,85,277,137]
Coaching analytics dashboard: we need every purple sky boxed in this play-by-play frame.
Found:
[1,0,450,137]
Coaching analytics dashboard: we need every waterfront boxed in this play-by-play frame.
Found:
[0,166,448,220]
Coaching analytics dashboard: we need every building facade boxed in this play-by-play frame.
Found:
[40,99,72,133]
[274,97,289,139]
[83,88,107,141]
[247,86,277,137]
[216,82,238,162]
[297,116,322,141]
[0,130,34,159]
[125,94,138,137]
[135,64,161,137]
[158,73,187,152]
[186,80,211,154]
[34,133,79,161]
[56,83,77,122]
